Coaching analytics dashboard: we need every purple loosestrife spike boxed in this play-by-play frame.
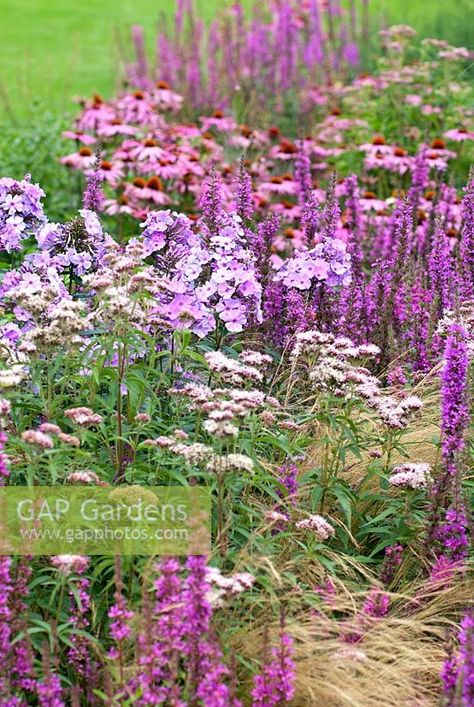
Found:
[131,25,149,89]
[252,610,295,706]
[391,197,413,272]
[37,645,64,707]
[380,544,404,586]
[200,167,223,234]
[408,148,429,210]
[184,555,235,705]
[236,158,254,221]
[429,219,455,313]
[362,589,390,618]
[0,431,9,482]
[459,170,474,298]
[441,610,474,706]
[11,558,36,693]
[294,141,312,206]
[82,159,104,213]
[134,557,184,703]
[276,460,299,502]
[343,175,363,278]
[301,188,321,246]
[0,556,12,697]
[441,324,469,473]
[263,282,286,347]
[459,610,474,705]
[321,172,340,241]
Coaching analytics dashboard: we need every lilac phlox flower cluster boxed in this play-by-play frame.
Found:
[273,237,351,290]
[199,213,262,333]
[139,209,262,335]
[0,177,46,252]
[34,209,106,275]
[295,514,335,541]
[389,463,432,489]
[138,209,215,337]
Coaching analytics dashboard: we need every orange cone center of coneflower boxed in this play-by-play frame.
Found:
[213,110,224,119]
[202,132,214,140]
[92,94,103,106]
[372,135,385,145]
[431,138,445,149]
[79,147,93,157]
[417,209,427,223]
[281,200,294,209]
[330,107,342,116]
[143,139,158,147]
[268,126,280,138]
[146,176,163,191]
[446,227,457,238]
[427,152,439,160]
[284,228,295,239]
[134,91,145,100]
[240,125,252,138]
[132,178,146,188]
[157,80,170,89]
[270,176,284,184]
[280,140,297,154]
[424,190,436,200]
[111,118,123,125]
[459,128,467,134]
[100,161,113,171]
[394,147,406,157]
[118,195,129,205]
[392,188,405,198]
[258,197,268,207]
[282,173,294,181]
[363,191,377,199]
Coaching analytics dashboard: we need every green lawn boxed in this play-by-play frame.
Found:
[0,0,472,121]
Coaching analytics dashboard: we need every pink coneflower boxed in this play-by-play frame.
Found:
[60,147,96,170]
[444,127,474,142]
[200,111,237,132]
[62,130,97,145]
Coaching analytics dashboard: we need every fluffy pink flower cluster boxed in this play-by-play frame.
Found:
[295,514,335,540]
[291,330,423,429]
[389,463,432,489]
